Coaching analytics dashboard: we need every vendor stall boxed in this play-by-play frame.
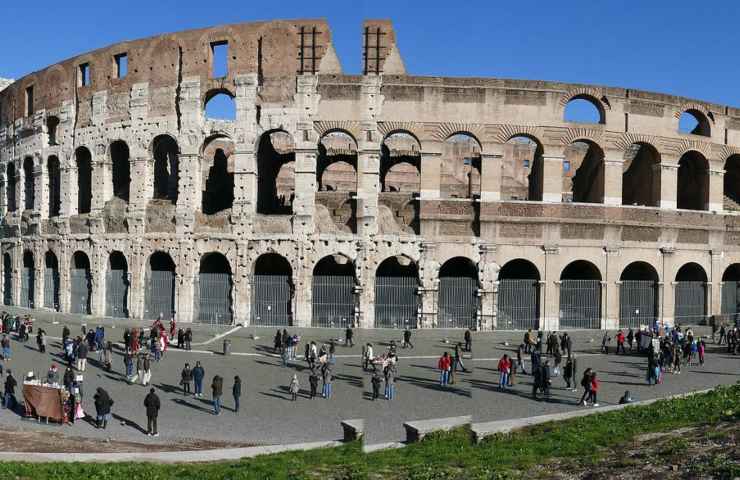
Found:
[22,382,66,423]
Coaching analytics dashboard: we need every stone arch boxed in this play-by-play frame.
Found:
[252,252,294,326]
[70,251,92,315]
[201,135,234,215]
[204,88,236,121]
[47,155,61,217]
[75,146,93,214]
[559,259,602,329]
[437,256,479,329]
[721,263,740,317]
[257,130,295,215]
[22,156,34,210]
[675,262,707,325]
[565,139,605,204]
[375,255,420,329]
[145,251,176,320]
[106,251,129,318]
[678,108,711,137]
[563,94,606,124]
[504,134,545,201]
[197,252,233,324]
[311,254,357,328]
[677,150,709,210]
[2,252,11,305]
[619,261,659,328]
[724,154,740,211]
[109,140,130,202]
[43,250,60,310]
[6,162,16,213]
[498,258,541,330]
[441,133,481,199]
[622,142,661,207]
[152,134,179,203]
[20,250,34,308]
[380,131,421,192]
[317,130,357,192]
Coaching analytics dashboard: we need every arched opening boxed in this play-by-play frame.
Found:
[622,143,661,207]
[145,252,176,320]
[723,155,740,211]
[381,132,421,192]
[312,254,356,328]
[317,131,358,192]
[204,90,236,121]
[46,116,59,146]
[619,262,659,328]
[75,147,93,214]
[374,255,420,329]
[437,257,479,329]
[441,134,481,199]
[201,136,234,215]
[47,156,61,217]
[2,253,11,305]
[721,264,740,320]
[497,259,540,330]
[566,140,604,203]
[564,96,605,124]
[152,135,179,203]
[257,131,295,215]
[679,109,710,137]
[252,253,293,326]
[105,251,129,318]
[677,151,708,210]
[675,263,707,325]
[43,251,59,311]
[70,251,92,315]
[197,252,233,324]
[503,135,544,201]
[20,250,34,308]
[110,140,130,202]
[6,163,16,213]
[23,157,34,210]
[559,260,602,329]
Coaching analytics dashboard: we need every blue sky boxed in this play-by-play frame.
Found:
[2,1,739,107]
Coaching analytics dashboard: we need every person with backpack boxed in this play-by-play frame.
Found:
[144,388,160,436]
[384,363,396,400]
[309,368,319,399]
[563,356,575,390]
[3,370,16,410]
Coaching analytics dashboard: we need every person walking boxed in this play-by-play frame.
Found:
[180,363,192,395]
[363,343,373,371]
[232,376,241,413]
[3,371,16,410]
[184,328,193,351]
[211,374,223,415]
[103,341,113,371]
[403,328,414,349]
[541,361,552,401]
[142,353,152,386]
[192,361,205,397]
[384,363,396,400]
[438,352,451,387]
[497,354,511,390]
[289,374,299,401]
[579,368,593,406]
[588,372,600,407]
[563,356,574,390]
[136,354,145,385]
[516,343,527,375]
[601,332,611,354]
[76,341,88,371]
[524,329,532,354]
[36,329,46,353]
[93,387,113,429]
[2,334,11,360]
[627,328,635,351]
[345,326,354,347]
[464,329,472,352]
[616,330,626,355]
[144,388,160,436]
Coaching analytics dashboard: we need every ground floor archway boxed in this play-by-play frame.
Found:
[559,260,601,329]
[674,263,707,325]
[721,264,740,320]
[145,252,176,320]
[374,256,419,329]
[619,262,659,328]
[105,252,129,318]
[251,253,293,326]
[70,251,92,315]
[497,259,540,330]
[43,251,59,311]
[197,253,233,324]
[20,251,34,308]
[437,257,479,329]
[311,255,355,328]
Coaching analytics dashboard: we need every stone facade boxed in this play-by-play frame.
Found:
[2,19,740,329]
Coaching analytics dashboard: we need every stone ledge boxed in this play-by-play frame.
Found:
[403,415,471,443]
[340,419,365,442]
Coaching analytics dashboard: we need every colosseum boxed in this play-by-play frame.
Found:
[1,18,740,331]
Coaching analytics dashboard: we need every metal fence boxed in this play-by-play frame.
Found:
[312,275,355,328]
[374,276,419,329]
[497,279,539,330]
[721,281,740,317]
[559,279,601,329]
[105,270,129,318]
[144,270,175,320]
[69,268,91,315]
[437,277,478,329]
[674,281,706,324]
[43,267,60,310]
[619,280,657,328]
[251,275,292,326]
[20,267,34,308]
[197,273,233,325]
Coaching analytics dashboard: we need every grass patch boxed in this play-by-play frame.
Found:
[1,382,738,480]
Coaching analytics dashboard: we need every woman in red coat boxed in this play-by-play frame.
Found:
[438,352,451,387]
[589,372,600,407]
[497,354,511,389]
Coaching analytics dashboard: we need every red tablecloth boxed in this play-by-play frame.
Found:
[23,384,65,422]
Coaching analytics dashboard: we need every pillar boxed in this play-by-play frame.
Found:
[90,245,106,316]
[480,143,503,202]
[33,253,43,309]
[604,248,620,329]
[659,158,679,210]
[603,151,623,206]
[600,281,609,330]
[91,149,108,215]
[176,273,195,323]
[542,146,565,203]
[543,246,560,330]
[293,146,317,235]
[175,153,199,233]
[36,155,47,219]
[59,248,71,313]
[710,251,722,318]
[708,166,724,212]
[356,146,380,236]
[14,160,24,215]
[420,148,442,200]
[232,242,250,324]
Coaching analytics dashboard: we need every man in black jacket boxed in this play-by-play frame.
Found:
[3,371,16,410]
[144,388,160,436]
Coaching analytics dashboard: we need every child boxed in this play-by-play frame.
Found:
[698,340,705,366]
[588,372,600,407]
[289,374,299,401]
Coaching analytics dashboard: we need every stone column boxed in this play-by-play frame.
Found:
[292,146,317,235]
[708,166,724,212]
[231,149,255,236]
[127,155,148,234]
[600,281,609,330]
[604,247,620,329]
[356,146,380,236]
[710,250,722,318]
[59,247,71,313]
[0,174,6,215]
[603,151,623,206]
[542,146,565,203]
[657,281,665,325]
[128,244,145,319]
[480,143,503,202]
[62,159,78,217]
[659,158,679,209]
[36,154,47,219]
[176,273,195,323]
[293,264,312,328]
[420,145,442,200]
[91,147,108,214]
[232,242,249,324]
[666,282,677,326]
[33,250,43,309]
[543,246,560,330]
[175,153,200,234]
[14,160,24,215]
[90,244,106,316]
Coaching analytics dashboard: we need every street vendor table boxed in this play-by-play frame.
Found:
[23,384,65,423]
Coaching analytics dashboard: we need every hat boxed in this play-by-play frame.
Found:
[27,371,34,377]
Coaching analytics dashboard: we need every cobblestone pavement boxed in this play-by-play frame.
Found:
[0,306,737,446]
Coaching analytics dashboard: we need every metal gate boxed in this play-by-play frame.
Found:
[497,279,539,330]
[197,273,233,324]
[675,282,705,324]
[375,276,419,329]
[251,275,292,326]
[312,275,355,328]
[721,281,740,317]
[619,280,657,328]
[105,270,129,318]
[144,270,175,320]
[70,268,91,315]
[43,267,59,310]
[437,277,478,329]
[559,280,601,329]
[20,267,34,308]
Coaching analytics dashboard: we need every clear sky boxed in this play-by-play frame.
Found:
[2,0,739,107]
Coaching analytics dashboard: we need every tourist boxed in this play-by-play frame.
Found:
[345,325,354,347]
[289,374,299,401]
[309,368,319,399]
[627,328,635,351]
[321,362,333,398]
[579,368,593,406]
[180,363,192,395]
[524,329,532,353]
[718,324,726,345]
[497,354,511,390]
[403,328,413,349]
[438,352,451,387]
[363,343,373,371]
[616,330,626,354]
[464,328,472,352]
[516,343,527,375]
[63,366,74,392]
[192,361,205,397]
[75,340,88,372]
[184,328,193,351]
[232,376,241,413]
[540,360,552,401]
[530,348,541,374]
[136,354,145,385]
[647,349,658,385]
[601,331,611,354]
[177,328,184,349]
[142,353,152,386]
[169,318,176,341]
[563,356,575,390]
[36,329,46,353]
[453,343,467,373]
[144,388,160,436]
[531,362,542,400]
[371,368,381,400]
[103,341,113,371]
[1,334,10,360]
[672,343,682,374]
[273,329,282,354]
[3,370,16,410]
[211,374,223,415]
[62,325,70,344]
[384,362,396,400]
[93,387,113,429]
[698,339,706,366]
[588,372,600,407]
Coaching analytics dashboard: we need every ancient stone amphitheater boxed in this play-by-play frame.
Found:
[1,19,740,330]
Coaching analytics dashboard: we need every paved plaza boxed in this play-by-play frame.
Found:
[0,306,738,447]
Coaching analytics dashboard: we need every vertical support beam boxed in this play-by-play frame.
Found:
[59,247,70,313]
[91,146,107,215]
[356,146,380,236]
[293,146,317,235]
[14,160,24,215]
[33,248,43,309]
[542,146,565,203]
[177,273,195,323]
[659,158,678,210]
[36,154,47,219]
[600,281,609,330]
[90,244,106,317]
[603,150,623,206]
[175,153,199,234]
[543,246,559,331]
[708,166,724,212]
[604,247,620,329]
[480,143,503,202]
[420,148,442,200]
[232,242,249,324]
[710,250,722,318]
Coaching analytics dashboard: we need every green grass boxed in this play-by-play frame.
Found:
[2,382,738,480]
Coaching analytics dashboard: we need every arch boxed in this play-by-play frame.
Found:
[563,95,605,124]
[110,140,130,202]
[312,254,356,328]
[503,135,544,201]
[441,133,481,199]
[204,89,236,121]
[201,137,234,214]
[105,251,129,318]
[559,260,601,329]
[2,253,11,305]
[375,255,420,328]
[622,142,661,207]
[145,251,176,320]
[721,263,740,318]
[47,155,61,217]
[20,250,34,308]
[256,130,295,214]
[23,156,34,210]
[197,252,233,324]
[6,162,16,213]
[43,250,60,311]
[677,150,709,210]
[75,146,93,214]
[674,262,707,325]
[381,131,421,193]
[723,154,740,210]
[252,253,293,326]
[498,259,540,330]
[566,140,604,203]
[619,261,659,328]
[438,256,479,329]
[70,251,92,315]
[46,115,59,146]
[679,109,710,137]
[317,130,357,192]
[152,135,180,203]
